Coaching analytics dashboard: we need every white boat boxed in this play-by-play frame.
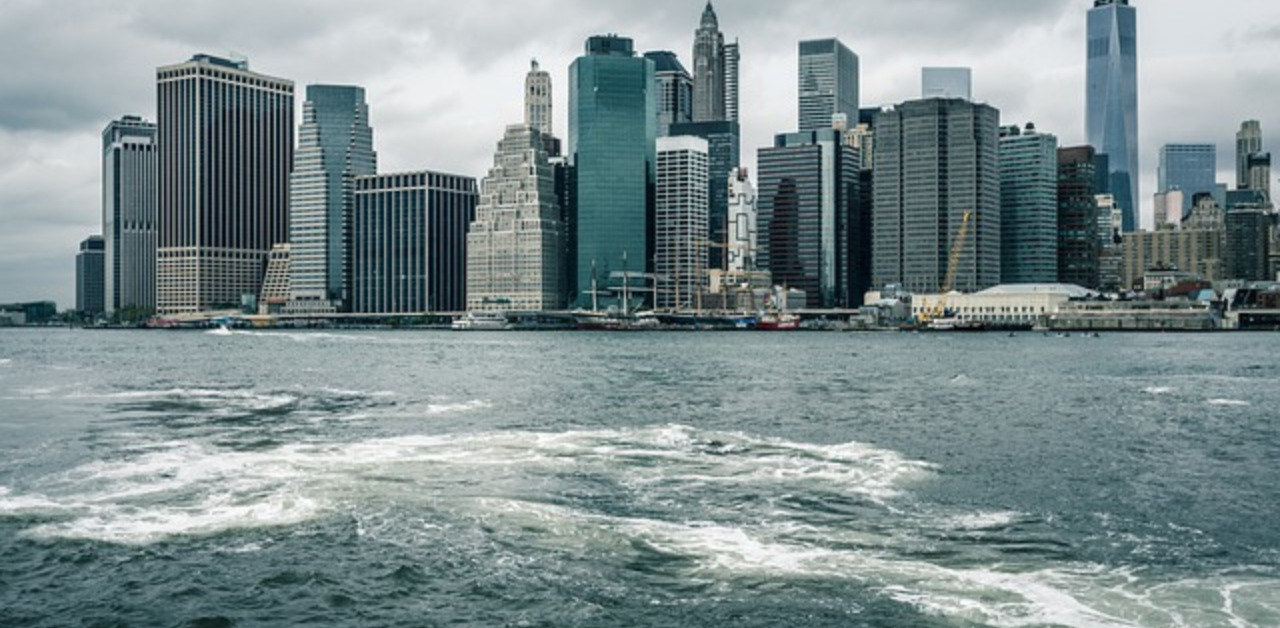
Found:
[452,312,514,331]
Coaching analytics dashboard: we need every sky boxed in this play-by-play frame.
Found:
[3,0,1279,308]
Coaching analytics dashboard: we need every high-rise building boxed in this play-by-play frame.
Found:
[1158,144,1216,214]
[1000,124,1060,284]
[1248,153,1273,200]
[1122,200,1225,288]
[727,168,758,273]
[350,171,478,314]
[526,60,554,138]
[646,51,694,137]
[467,124,566,312]
[1096,193,1124,291]
[692,2,726,123]
[873,99,1001,295]
[654,136,710,309]
[76,236,105,316]
[101,115,157,316]
[922,67,972,101]
[156,54,294,314]
[1237,120,1263,190]
[1057,146,1102,289]
[287,85,376,314]
[724,41,740,123]
[1153,189,1186,227]
[1226,206,1274,281]
[568,35,656,307]
[670,120,740,271]
[1087,0,1139,232]
[799,38,859,133]
[757,129,864,307]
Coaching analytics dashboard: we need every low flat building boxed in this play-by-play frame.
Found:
[911,284,1092,328]
[1048,300,1217,331]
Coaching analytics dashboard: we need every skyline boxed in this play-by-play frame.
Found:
[3,0,1280,307]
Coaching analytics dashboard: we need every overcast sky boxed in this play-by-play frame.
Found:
[3,0,1279,308]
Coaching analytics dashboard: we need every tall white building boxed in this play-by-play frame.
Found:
[525,60,553,137]
[467,124,566,312]
[726,168,757,273]
[655,136,709,309]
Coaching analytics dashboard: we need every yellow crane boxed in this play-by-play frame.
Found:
[921,211,973,323]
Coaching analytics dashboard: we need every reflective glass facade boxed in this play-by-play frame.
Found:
[1000,127,1060,284]
[799,39,859,133]
[1158,144,1216,214]
[1057,146,1102,289]
[1086,0,1139,232]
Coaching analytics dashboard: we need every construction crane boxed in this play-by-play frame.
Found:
[921,211,973,323]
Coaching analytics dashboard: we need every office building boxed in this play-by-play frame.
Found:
[670,120,740,270]
[1087,0,1139,232]
[568,35,656,307]
[76,236,105,316]
[654,136,710,309]
[757,129,864,308]
[1248,153,1273,200]
[922,67,972,101]
[1237,120,1263,190]
[727,168,758,273]
[724,41,740,123]
[258,244,291,314]
[1158,144,1216,214]
[287,85,376,313]
[1057,146,1101,289]
[873,98,1001,295]
[1226,207,1273,281]
[156,54,294,314]
[1153,189,1186,228]
[799,38,859,133]
[1000,124,1060,284]
[101,115,157,315]
[467,124,566,312]
[526,60,553,138]
[693,2,726,123]
[1096,193,1124,291]
[646,51,693,137]
[350,171,478,314]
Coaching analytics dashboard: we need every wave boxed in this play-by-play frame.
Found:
[1207,399,1251,407]
[1143,387,1176,396]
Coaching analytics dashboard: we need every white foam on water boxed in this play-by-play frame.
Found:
[0,358,13,366]
[942,510,1025,531]
[423,400,491,416]
[1144,387,1176,396]
[1207,399,1251,407]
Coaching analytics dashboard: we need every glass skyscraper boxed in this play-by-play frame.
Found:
[999,125,1060,284]
[1057,146,1103,290]
[1086,0,1139,232]
[101,115,157,316]
[798,38,859,133]
[645,51,693,137]
[76,236,105,316]
[288,85,377,313]
[568,35,656,307]
[1157,144,1216,214]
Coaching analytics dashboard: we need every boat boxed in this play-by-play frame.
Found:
[452,312,514,331]
[573,310,661,331]
[756,312,800,331]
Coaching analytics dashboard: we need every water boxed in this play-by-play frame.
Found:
[1,328,1278,627]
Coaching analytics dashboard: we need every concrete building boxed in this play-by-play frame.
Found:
[287,85,376,314]
[692,2,726,123]
[726,168,758,273]
[1247,153,1273,201]
[799,38,859,133]
[1237,120,1263,191]
[911,284,1091,328]
[525,60,554,138]
[258,244,291,315]
[1087,0,1140,232]
[467,125,566,312]
[156,54,294,314]
[1000,124,1059,284]
[1158,144,1216,214]
[922,67,972,101]
[1122,215,1224,289]
[1153,189,1186,228]
[76,236,106,316]
[670,120,740,271]
[757,129,864,308]
[351,171,478,314]
[1057,146,1101,289]
[724,41,740,123]
[654,136,710,309]
[873,98,1002,295]
[101,115,158,316]
[569,35,656,307]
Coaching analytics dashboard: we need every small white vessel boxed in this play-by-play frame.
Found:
[452,312,514,331]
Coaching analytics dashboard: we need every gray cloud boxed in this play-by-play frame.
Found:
[2,0,1277,307]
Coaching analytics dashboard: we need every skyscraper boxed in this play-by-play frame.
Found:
[798,38,859,133]
[757,129,863,308]
[723,41,740,123]
[467,124,566,312]
[1247,153,1273,200]
[922,67,973,101]
[526,60,553,138]
[76,236,105,316]
[692,2,725,123]
[568,35,656,307]
[1057,146,1102,289]
[156,54,294,315]
[1087,0,1139,232]
[654,136,710,309]
[645,51,693,137]
[1000,124,1060,284]
[727,168,758,272]
[101,115,157,316]
[873,99,1001,294]
[288,85,376,313]
[1237,120,1263,190]
[1158,144,1216,214]
[670,120,740,271]
[350,171,477,314]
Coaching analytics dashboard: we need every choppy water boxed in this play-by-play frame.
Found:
[1,328,1278,627]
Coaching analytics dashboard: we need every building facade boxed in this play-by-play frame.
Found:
[101,115,157,316]
[1157,143,1216,214]
[669,120,740,271]
[1087,0,1139,232]
[757,129,863,308]
[922,67,972,101]
[76,236,105,316]
[156,54,294,314]
[1057,146,1101,289]
[1000,124,1060,284]
[654,136,710,309]
[724,41,740,123]
[525,60,554,138]
[646,51,694,137]
[692,2,726,123]
[799,38,859,133]
[1226,207,1274,281]
[351,171,478,314]
[873,98,1002,295]
[467,125,566,312]
[727,168,758,273]
[287,85,377,313]
[568,35,657,307]
[1122,226,1224,288]
[1237,120,1263,191]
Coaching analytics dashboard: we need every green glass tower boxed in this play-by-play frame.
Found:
[568,35,657,307]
